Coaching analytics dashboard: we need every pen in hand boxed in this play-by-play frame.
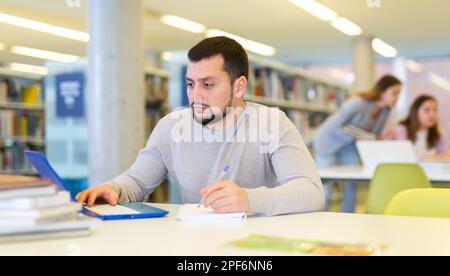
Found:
[198,165,230,208]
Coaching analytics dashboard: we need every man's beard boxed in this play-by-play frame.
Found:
[191,96,233,126]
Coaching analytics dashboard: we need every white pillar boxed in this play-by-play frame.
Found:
[88,0,145,185]
[352,36,375,93]
[392,57,409,123]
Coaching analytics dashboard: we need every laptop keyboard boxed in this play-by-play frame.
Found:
[85,204,140,216]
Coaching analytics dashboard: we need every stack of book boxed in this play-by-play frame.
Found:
[0,175,99,243]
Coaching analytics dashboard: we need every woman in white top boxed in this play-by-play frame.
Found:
[393,95,448,160]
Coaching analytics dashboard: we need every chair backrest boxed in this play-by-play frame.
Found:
[366,163,431,214]
[385,189,450,218]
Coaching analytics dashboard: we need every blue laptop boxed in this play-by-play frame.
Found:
[24,150,169,221]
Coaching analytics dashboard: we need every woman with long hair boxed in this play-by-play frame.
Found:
[314,75,402,213]
[394,95,448,160]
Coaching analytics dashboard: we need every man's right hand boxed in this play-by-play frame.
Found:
[75,184,119,207]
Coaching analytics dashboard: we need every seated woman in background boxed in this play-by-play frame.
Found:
[393,95,448,160]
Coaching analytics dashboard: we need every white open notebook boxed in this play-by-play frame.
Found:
[176,204,247,222]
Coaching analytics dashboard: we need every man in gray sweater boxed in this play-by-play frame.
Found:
[76,37,324,216]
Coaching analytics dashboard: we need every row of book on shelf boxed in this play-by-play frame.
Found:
[0,77,44,142]
[0,144,42,173]
[145,74,169,140]
[244,64,349,145]
[247,66,349,110]
[144,74,171,202]
[286,110,329,144]
[0,110,45,138]
[0,175,99,243]
[0,79,42,105]
[0,76,45,174]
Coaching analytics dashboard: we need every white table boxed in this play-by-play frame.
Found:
[1,204,450,256]
[319,166,450,184]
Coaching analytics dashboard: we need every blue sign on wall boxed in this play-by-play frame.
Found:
[56,72,85,118]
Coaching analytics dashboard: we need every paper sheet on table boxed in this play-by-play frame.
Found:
[176,204,247,222]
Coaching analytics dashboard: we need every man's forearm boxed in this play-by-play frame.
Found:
[244,179,325,216]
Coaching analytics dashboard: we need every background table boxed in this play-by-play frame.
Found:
[319,166,450,184]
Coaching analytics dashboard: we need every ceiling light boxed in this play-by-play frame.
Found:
[160,15,206,34]
[206,29,276,57]
[161,52,173,61]
[405,59,422,73]
[11,46,79,62]
[288,0,338,21]
[0,12,89,42]
[429,73,450,91]
[372,38,398,58]
[329,68,355,83]
[331,17,363,36]
[0,43,5,51]
[9,63,48,76]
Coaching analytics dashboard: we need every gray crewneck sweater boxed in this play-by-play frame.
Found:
[111,102,324,216]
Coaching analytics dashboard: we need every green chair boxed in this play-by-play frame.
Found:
[366,163,431,215]
[385,189,450,218]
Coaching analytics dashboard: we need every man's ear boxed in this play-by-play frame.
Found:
[233,76,248,99]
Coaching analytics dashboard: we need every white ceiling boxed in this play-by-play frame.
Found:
[0,0,450,67]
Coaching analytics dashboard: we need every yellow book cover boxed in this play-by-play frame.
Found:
[21,116,28,137]
[22,85,41,104]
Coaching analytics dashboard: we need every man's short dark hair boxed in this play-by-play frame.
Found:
[188,36,249,83]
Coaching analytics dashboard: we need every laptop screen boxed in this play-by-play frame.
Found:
[356,141,418,170]
[24,150,69,192]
